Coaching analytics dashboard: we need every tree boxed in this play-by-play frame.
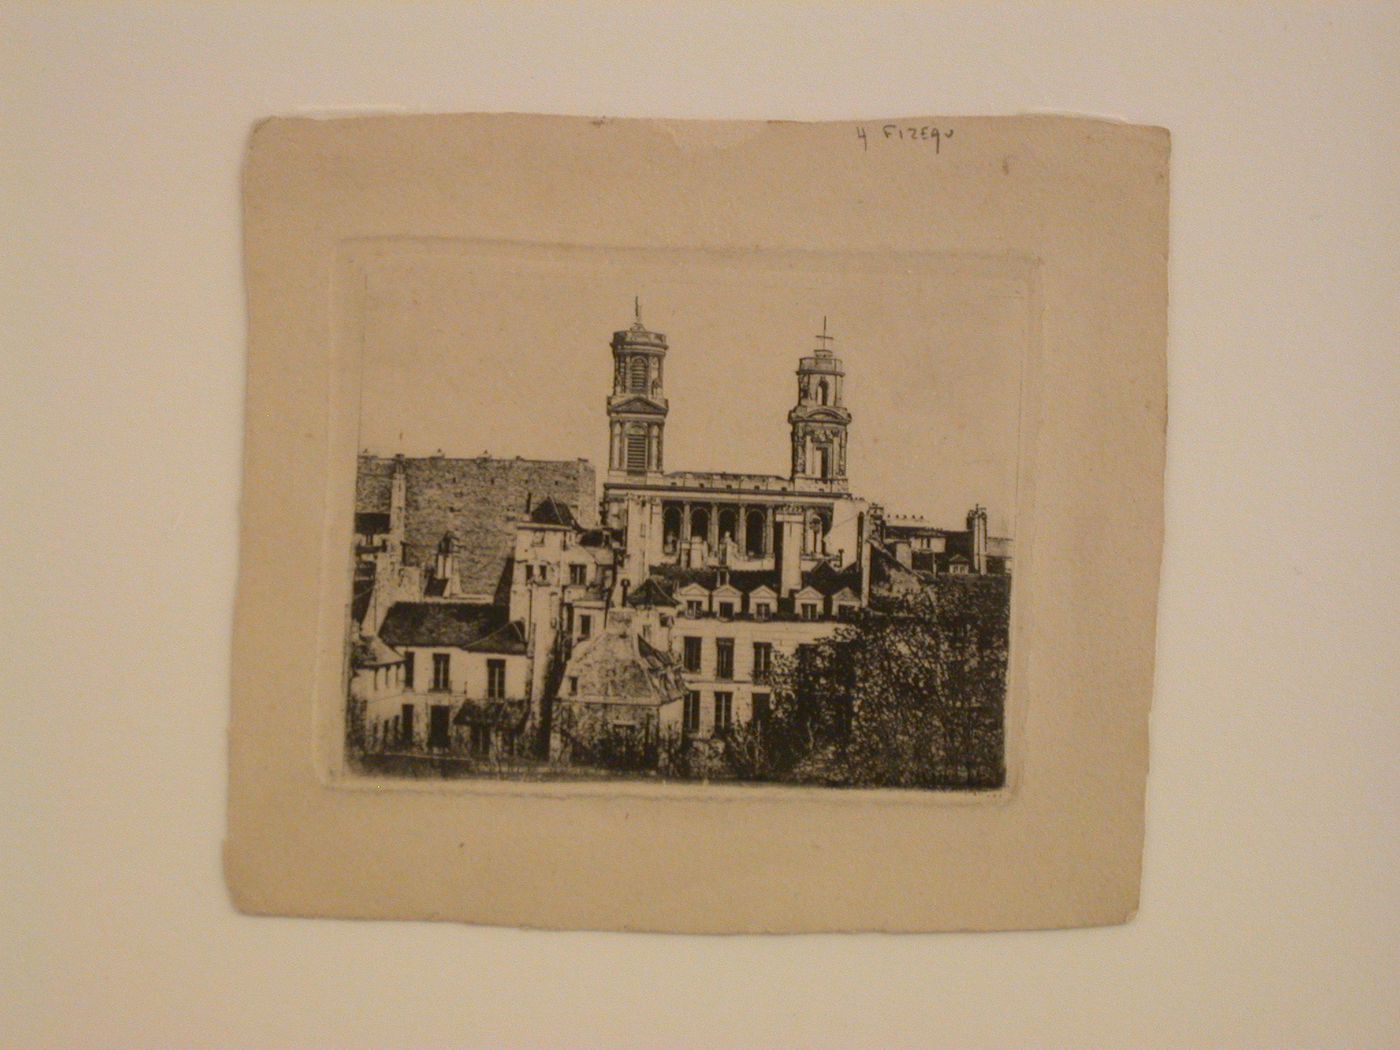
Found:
[761,575,1009,788]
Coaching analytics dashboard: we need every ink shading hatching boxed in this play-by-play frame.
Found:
[347,305,1011,788]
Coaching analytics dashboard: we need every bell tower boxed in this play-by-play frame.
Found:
[788,317,851,492]
[607,298,669,479]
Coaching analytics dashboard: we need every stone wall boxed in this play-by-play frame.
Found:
[357,455,597,600]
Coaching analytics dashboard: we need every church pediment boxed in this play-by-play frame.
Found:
[608,395,667,416]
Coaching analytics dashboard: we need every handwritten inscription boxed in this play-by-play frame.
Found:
[855,124,954,153]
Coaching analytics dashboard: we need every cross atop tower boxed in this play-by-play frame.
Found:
[815,315,835,353]
[633,296,642,326]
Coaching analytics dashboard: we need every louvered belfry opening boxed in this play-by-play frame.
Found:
[626,429,648,472]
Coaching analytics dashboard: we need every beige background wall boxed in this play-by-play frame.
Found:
[3,3,1397,1047]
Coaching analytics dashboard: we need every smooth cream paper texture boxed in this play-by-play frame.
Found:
[227,113,1167,932]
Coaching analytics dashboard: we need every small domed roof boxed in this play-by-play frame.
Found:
[611,297,667,351]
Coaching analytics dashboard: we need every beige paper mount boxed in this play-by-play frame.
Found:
[227,114,1167,932]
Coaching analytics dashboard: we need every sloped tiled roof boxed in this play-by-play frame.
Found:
[625,577,677,608]
[647,566,781,594]
[561,614,686,707]
[350,634,403,668]
[805,559,862,596]
[461,620,528,655]
[528,495,578,529]
[379,602,509,649]
[354,511,390,536]
[350,566,376,626]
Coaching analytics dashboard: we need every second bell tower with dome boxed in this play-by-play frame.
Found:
[787,318,852,493]
[605,298,669,480]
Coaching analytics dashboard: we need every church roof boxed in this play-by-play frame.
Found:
[610,311,668,351]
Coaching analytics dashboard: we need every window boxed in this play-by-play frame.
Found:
[682,636,702,673]
[686,599,703,617]
[663,506,682,552]
[753,602,772,621]
[690,507,709,542]
[714,692,733,733]
[683,691,701,733]
[568,676,578,696]
[470,723,490,757]
[578,614,592,639]
[745,510,765,557]
[718,509,737,545]
[715,638,734,680]
[487,658,506,699]
[431,653,450,691]
[628,355,649,393]
[837,602,858,620]
[429,704,451,749]
[718,601,734,619]
[752,692,771,731]
[800,602,819,621]
[753,642,772,678]
[641,624,652,642]
[400,704,414,745]
[570,564,587,585]
[626,428,647,472]
[403,651,415,689]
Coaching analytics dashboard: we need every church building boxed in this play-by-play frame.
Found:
[347,302,1012,765]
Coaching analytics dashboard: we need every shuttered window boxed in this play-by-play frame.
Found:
[626,431,648,472]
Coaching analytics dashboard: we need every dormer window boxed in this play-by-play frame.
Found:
[686,599,703,617]
[800,602,819,621]
[753,602,772,621]
[718,601,734,619]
